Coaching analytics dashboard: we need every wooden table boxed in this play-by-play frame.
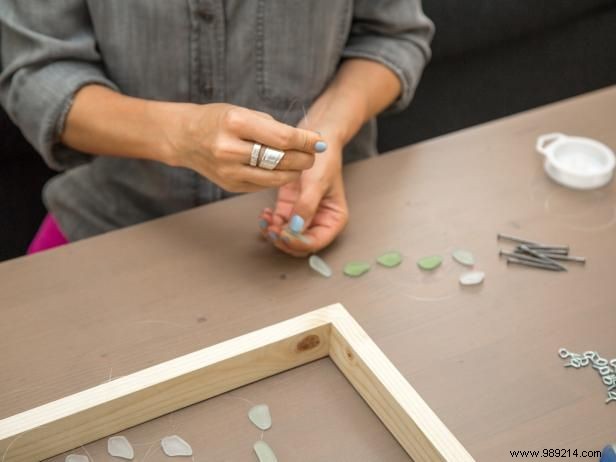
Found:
[2,87,615,462]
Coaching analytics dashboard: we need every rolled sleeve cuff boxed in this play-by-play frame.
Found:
[8,60,118,170]
[342,37,430,114]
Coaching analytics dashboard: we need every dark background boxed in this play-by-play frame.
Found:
[2,0,616,261]
[378,0,616,151]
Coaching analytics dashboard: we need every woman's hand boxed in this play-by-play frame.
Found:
[61,87,327,193]
[257,141,349,257]
[252,59,402,257]
[165,103,326,192]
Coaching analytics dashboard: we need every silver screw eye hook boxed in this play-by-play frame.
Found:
[583,351,599,360]
[595,365,612,376]
[558,348,572,359]
[603,375,616,386]
[565,357,582,368]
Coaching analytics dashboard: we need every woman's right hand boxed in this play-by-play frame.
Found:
[164,103,327,192]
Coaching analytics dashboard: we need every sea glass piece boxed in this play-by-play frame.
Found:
[309,255,333,278]
[377,251,403,268]
[343,261,371,277]
[65,455,89,462]
[452,249,475,266]
[417,255,443,270]
[254,441,278,462]
[161,435,193,457]
[248,404,272,430]
[107,436,134,460]
[459,271,485,286]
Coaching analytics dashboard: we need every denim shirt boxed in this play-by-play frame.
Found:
[0,0,433,241]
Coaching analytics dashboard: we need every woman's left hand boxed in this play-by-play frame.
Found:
[257,142,348,257]
[256,58,404,256]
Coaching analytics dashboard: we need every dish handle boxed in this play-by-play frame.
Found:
[536,132,566,156]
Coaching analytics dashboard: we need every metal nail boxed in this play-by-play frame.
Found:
[522,245,570,253]
[516,247,569,256]
[507,257,563,271]
[518,245,568,271]
[502,250,562,267]
[530,249,570,256]
[497,233,543,246]
[538,253,586,263]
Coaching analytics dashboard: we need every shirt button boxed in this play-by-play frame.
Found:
[202,84,213,97]
[198,10,215,23]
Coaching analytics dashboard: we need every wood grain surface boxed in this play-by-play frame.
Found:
[0,305,474,462]
[1,87,615,461]
[329,307,474,461]
[0,312,331,461]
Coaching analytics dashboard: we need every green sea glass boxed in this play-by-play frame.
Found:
[343,262,371,277]
[161,435,193,457]
[309,255,333,278]
[65,456,89,462]
[417,255,443,271]
[248,404,272,431]
[254,441,278,462]
[377,251,403,268]
[107,436,134,460]
[452,249,475,266]
[459,271,485,286]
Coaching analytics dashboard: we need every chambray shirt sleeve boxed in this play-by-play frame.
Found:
[342,0,434,113]
[0,0,119,170]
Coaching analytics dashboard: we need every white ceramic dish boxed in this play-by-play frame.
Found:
[535,133,615,189]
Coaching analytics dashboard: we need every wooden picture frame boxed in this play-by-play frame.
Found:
[0,303,474,461]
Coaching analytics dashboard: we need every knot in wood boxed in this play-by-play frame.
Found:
[296,334,321,352]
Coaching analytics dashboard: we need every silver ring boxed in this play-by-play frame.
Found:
[258,147,285,170]
[250,143,262,167]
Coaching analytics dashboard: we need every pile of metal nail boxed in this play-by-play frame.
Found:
[497,233,586,271]
[558,348,616,404]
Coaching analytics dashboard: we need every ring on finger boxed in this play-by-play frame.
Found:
[258,147,286,170]
[249,143,262,167]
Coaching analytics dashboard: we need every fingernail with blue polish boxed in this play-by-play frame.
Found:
[258,219,268,229]
[289,215,304,234]
[268,231,278,241]
[315,141,328,153]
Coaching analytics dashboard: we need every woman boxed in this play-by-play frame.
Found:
[0,1,433,257]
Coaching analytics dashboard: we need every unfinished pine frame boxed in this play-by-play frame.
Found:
[0,303,475,461]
